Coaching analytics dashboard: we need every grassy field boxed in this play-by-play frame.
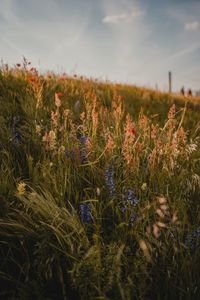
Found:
[0,61,200,299]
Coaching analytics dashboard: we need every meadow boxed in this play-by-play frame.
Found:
[0,60,200,299]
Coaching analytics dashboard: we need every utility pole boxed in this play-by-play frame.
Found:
[168,71,172,94]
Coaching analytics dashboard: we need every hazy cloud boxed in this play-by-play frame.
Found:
[185,21,199,31]
[102,9,144,24]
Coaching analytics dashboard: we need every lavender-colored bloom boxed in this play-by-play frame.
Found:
[185,227,200,251]
[79,135,87,144]
[130,213,137,225]
[80,203,92,222]
[105,164,116,198]
[121,189,139,226]
[126,189,138,207]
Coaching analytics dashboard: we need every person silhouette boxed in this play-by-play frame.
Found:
[187,89,193,97]
[180,86,185,96]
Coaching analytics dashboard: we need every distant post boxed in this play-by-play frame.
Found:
[168,71,172,94]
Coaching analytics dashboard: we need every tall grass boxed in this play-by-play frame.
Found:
[0,62,200,299]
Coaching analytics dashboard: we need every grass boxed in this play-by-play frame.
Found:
[0,60,200,299]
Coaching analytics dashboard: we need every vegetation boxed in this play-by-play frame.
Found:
[0,60,200,299]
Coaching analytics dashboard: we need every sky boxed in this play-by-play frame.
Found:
[0,0,200,92]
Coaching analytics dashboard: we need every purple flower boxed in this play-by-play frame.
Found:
[121,189,139,225]
[80,203,92,222]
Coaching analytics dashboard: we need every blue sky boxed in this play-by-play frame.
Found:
[0,0,200,91]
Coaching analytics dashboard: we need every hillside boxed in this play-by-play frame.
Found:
[0,63,200,299]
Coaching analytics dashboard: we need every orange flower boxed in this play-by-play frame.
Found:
[28,76,36,83]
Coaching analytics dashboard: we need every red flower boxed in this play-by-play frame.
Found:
[16,63,21,67]
[56,92,63,98]
[131,128,136,136]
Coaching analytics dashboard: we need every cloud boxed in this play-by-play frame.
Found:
[185,21,199,31]
[102,9,144,24]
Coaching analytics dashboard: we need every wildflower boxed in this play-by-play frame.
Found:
[158,196,167,205]
[80,203,92,222]
[51,111,59,126]
[126,189,138,207]
[42,132,49,143]
[79,135,87,144]
[106,134,115,152]
[63,109,70,119]
[28,76,36,83]
[49,130,56,141]
[80,112,85,121]
[105,164,116,198]
[185,227,200,250]
[141,183,147,191]
[35,125,41,134]
[56,92,63,98]
[121,189,139,225]
[55,93,62,107]
[17,182,26,195]
[16,63,21,67]
[131,127,136,136]
[42,130,56,150]
[58,145,65,155]
[168,104,176,119]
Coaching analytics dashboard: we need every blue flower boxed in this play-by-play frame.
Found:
[126,189,138,207]
[80,203,92,222]
[121,189,139,225]
[79,135,87,144]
